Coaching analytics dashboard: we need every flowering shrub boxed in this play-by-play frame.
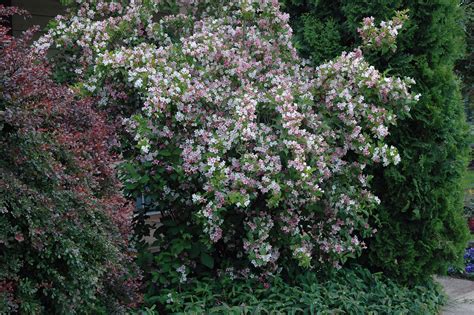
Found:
[357,10,408,52]
[0,6,140,313]
[40,0,417,282]
[283,0,469,284]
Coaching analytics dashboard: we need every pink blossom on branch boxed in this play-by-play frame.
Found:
[41,0,417,273]
[357,10,409,52]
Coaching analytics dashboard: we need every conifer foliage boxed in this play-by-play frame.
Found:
[283,0,470,283]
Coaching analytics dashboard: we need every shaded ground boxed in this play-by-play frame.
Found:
[436,276,474,314]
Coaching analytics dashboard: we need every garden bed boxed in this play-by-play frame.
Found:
[139,266,446,314]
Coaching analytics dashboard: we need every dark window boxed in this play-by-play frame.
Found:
[9,0,64,39]
[0,0,12,36]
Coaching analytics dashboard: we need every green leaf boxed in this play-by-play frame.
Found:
[160,149,172,156]
[189,243,201,258]
[200,252,214,269]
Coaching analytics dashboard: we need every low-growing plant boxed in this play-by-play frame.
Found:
[464,247,474,274]
[143,265,445,314]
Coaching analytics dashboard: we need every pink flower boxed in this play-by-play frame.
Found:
[15,233,25,242]
[43,0,416,272]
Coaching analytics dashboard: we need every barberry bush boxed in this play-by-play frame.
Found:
[41,0,416,291]
[0,6,140,313]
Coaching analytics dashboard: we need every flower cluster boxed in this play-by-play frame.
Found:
[358,10,409,52]
[464,247,474,274]
[41,0,417,275]
[447,246,474,276]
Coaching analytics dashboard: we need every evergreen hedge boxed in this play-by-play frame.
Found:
[283,0,470,284]
[457,0,473,122]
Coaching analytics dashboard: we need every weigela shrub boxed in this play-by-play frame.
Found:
[40,0,418,281]
[283,0,469,285]
[0,6,140,313]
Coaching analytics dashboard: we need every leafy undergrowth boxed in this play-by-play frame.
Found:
[140,266,445,314]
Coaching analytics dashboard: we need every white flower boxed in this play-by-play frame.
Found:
[175,111,185,122]
[376,125,388,138]
[374,196,381,204]
[393,154,401,165]
[176,265,188,283]
[192,193,202,204]
[134,78,143,88]
[166,293,174,304]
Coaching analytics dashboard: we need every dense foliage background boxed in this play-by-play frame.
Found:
[458,0,473,123]
[0,0,470,313]
[283,0,471,284]
[0,6,140,313]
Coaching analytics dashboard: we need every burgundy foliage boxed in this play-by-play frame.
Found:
[0,5,141,313]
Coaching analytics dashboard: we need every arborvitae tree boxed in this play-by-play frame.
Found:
[283,0,470,284]
[457,0,473,122]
